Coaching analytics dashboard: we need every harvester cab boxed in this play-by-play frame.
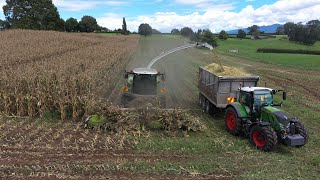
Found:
[226,87,308,151]
[121,68,166,108]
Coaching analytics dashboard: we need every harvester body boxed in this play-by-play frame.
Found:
[121,68,166,108]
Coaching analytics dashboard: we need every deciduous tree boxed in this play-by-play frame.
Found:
[138,23,152,36]
[171,28,180,34]
[218,30,228,40]
[201,29,217,47]
[79,16,99,32]
[180,27,194,37]
[3,0,62,30]
[237,29,246,39]
[65,18,79,32]
[248,25,259,34]
[283,22,295,36]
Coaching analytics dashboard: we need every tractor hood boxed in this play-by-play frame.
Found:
[262,106,290,127]
[273,111,290,127]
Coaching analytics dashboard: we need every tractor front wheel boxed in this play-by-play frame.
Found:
[250,125,278,152]
[225,107,242,135]
[295,122,308,147]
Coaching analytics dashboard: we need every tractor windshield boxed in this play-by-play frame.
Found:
[132,74,157,95]
[254,90,273,107]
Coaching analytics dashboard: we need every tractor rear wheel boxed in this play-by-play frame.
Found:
[225,107,242,135]
[250,125,278,152]
[295,122,308,147]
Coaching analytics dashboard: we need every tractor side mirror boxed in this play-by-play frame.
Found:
[283,92,287,100]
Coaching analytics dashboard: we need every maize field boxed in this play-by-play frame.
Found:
[0,30,139,121]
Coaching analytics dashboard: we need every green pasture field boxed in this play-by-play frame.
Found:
[216,36,320,71]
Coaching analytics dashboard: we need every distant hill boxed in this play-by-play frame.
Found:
[227,24,282,34]
[152,29,161,34]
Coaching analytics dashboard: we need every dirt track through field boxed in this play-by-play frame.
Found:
[108,36,214,108]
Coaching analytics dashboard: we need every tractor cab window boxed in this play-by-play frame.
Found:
[132,74,157,95]
[240,91,251,107]
[253,90,273,107]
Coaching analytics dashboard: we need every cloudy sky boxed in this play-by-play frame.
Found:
[1,0,320,32]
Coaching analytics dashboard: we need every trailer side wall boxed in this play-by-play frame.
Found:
[199,67,259,108]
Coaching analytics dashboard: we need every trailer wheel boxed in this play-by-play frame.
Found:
[294,122,308,147]
[225,107,242,135]
[250,125,278,152]
[205,99,212,114]
[199,93,204,107]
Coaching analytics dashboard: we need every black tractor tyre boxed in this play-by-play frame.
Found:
[295,122,308,147]
[205,99,215,114]
[225,107,242,135]
[199,93,203,107]
[205,99,210,114]
[201,98,206,112]
[199,93,206,111]
[250,125,278,152]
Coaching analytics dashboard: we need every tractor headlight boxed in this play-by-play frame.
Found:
[160,88,167,94]
[122,86,129,92]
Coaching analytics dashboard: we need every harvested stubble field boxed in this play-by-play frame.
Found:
[0,30,139,120]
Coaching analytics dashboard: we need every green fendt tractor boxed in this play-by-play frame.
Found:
[225,87,308,151]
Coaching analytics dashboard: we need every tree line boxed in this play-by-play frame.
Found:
[277,20,320,45]
[0,0,130,33]
[170,27,247,47]
[169,21,320,46]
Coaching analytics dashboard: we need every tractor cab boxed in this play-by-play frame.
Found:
[121,68,166,107]
[238,87,286,119]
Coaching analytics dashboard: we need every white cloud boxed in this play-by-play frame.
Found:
[97,13,124,31]
[175,0,235,11]
[52,0,129,11]
[0,0,5,19]
[98,0,320,33]
[0,0,4,7]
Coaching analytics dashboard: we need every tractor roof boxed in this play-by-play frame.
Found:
[132,68,158,75]
[241,87,273,92]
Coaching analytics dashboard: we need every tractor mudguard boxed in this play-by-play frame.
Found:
[246,122,270,135]
[226,102,249,118]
